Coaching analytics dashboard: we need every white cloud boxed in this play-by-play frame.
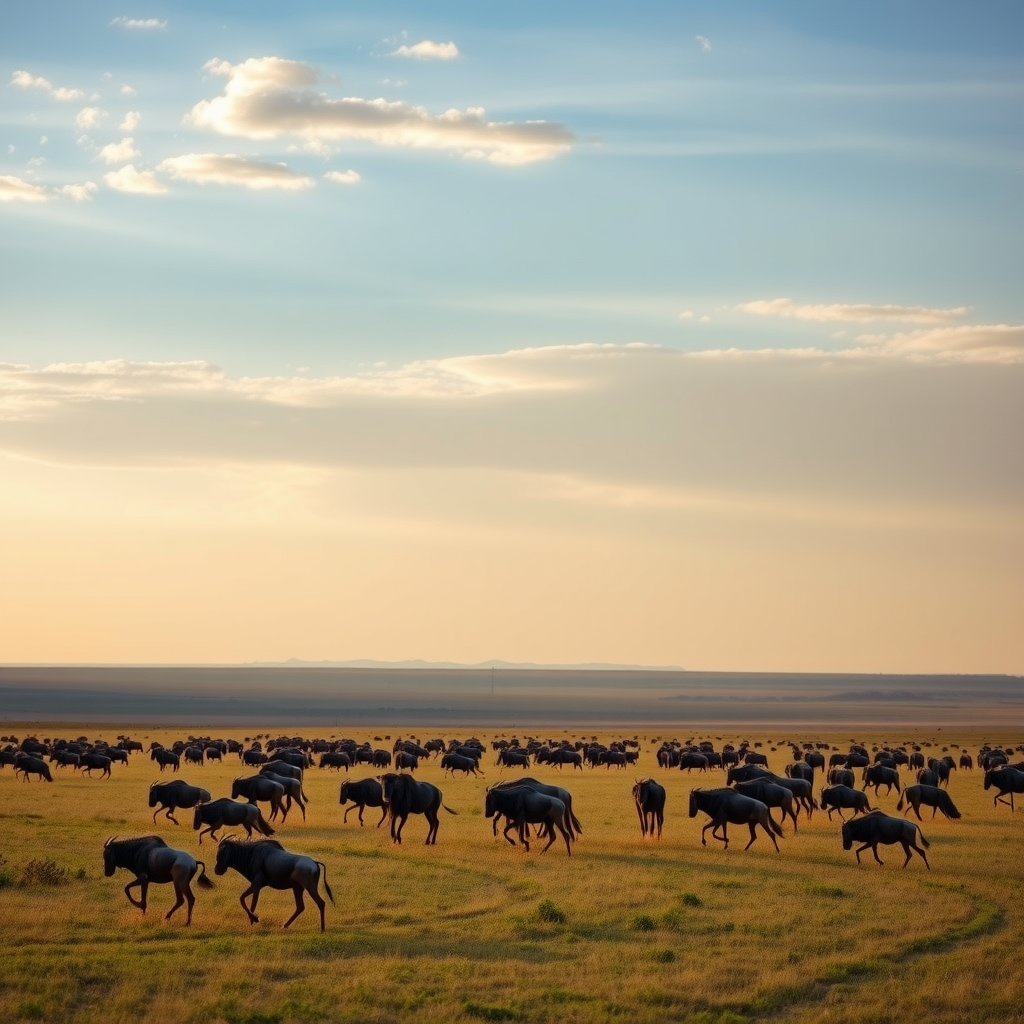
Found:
[11,69,84,101]
[390,40,459,60]
[158,153,315,190]
[76,106,106,129]
[120,110,141,131]
[58,181,99,202]
[109,16,168,30]
[324,169,361,185]
[737,297,970,324]
[0,175,50,203]
[856,324,1024,363]
[187,56,573,166]
[120,84,137,96]
[696,35,712,52]
[678,311,694,320]
[98,137,140,165]
[103,164,169,194]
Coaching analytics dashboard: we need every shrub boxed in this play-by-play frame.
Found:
[678,891,704,907]
[631,914,657,931]
[536,898,566,924]
[20,859,70,887]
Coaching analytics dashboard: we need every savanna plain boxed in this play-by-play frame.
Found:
[1,720,1022,1024]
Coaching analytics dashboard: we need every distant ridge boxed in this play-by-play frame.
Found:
[248,658,685,672]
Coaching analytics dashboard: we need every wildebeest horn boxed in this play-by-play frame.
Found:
[104,836,116,847]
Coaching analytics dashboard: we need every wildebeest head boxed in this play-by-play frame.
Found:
[147,783,159,807]
[483,787,496,818]
[841,822,853,850]
[339,782,349,805]
[687,789,699,818]
[214,839,233,875]
[102,837,117,877]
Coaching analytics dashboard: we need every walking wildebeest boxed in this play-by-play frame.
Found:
[441,752,484,777]
[688,788,783,853]
[339,777,387,827]
[379,772,456,845]
[231,775,286,822]
[151,747,180,772]
[484,785,573,855]
[103,835,213,925]
[13,755,53,782]
[862,764,901,796]
[261,770,308,821]
[489,778,583,840]
[820,785,872,821]
[984,767,1024,810]
[148,780,211,825]
[79,752,113,778]
[633,778,666,839]
[193,798,276,845]
[735,779,799,832]
[897,784,961,821]
[841,810,930,869]
[214,838,334,931]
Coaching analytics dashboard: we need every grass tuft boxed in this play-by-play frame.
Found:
[462,999,524,1021]
[536,898,566,924]
[20,859,71,887]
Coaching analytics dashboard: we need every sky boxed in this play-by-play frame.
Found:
[1,1,1021,672]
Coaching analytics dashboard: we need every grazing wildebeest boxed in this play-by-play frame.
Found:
[339,777,387,827]
[820,785,872,821]
[735,779,798,832]
[50,750,80,769]
[862,764,901,796]
[489,778,583,840]
[394,751,419,771]
[214,838,334,931]
[242,748,268,767]
[193,798,276,845]
[550,749,583,771]
[441,752,484,777]
[79,752,113,778]
[183,746,205,767]
[372,749,392,768]
[319,752,351,772]
[984,767,1024,810]
[688,788,783,852]
[633,778,666,839]
[379,772,456,845]
[262,771,307,822]
[231,775,286,822]
[841,811,930,869]
[828,767,855,788]
[103,835,212,925]
[204,746,223,764]
[726,763,773,786]
[496,748,531,769]
[897,784,962,821]
[916,768,939,787]
[14,755,53,782]
[148,780,211,824]
[151,747,180,772]
[484,785,573,855]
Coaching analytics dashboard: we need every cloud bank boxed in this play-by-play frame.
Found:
[737,297,970,324]
[390,40,460,60]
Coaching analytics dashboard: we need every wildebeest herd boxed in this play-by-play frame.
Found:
[3,730,1021,929]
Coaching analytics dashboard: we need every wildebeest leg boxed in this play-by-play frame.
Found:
[277,796,289,824]
[282,885,306,929]
[296,794,307,821]
[863,842,884,866]
[238,883,262,924]
[165,869,189,923]
[743,823,759,851]
[501,819,520,848]
[392,813,406,844]
[375,805,387,828]
[124,875,148,912]
[425,809,440,844]
[197,825,215,845]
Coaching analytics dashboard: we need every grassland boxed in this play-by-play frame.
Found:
[1,723,1022,1024]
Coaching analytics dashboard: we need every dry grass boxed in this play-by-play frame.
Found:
[1,723,1022,1023]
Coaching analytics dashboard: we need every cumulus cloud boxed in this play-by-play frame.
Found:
[0,175,50,203]
[324,169,361,185]
[696,35,712,52]
[103,164,168,194]
[737,297,970,324]
[120,84,137,96]
[857,324,1024,363]
[76,106,105,129]
[186,56,573,166]
[11,69,84,101]
[98,137,141,165]
[57,181,99,202]
[120,110,141,131]
[158,153,315,190]
[109,16,168,29]
[390,40,459,60]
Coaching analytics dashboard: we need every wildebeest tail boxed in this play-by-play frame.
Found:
[768,812,785,838]
[317,862,335,904]
[255,811,276,836]
[896,792,906,811]
[194,862,215,889]
[570,811,583,836]
[918,827,930,848]
[940,791,962,819]
[442,803,458,815]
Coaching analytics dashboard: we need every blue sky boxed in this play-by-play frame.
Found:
[1,2,1021,670]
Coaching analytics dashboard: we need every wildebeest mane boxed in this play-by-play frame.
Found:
[104,834,168,873]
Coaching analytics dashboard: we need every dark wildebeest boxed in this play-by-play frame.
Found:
[984,767,1024,810]
[959,753,974,770]
[319,752,351,772]
[50,750,80,769]
[193,798,276,845]
[496,749,531,769]
[633,778,666,839]
[489,778,583,840]
[908,751,925,771]
[379,772,456,845]
[441,752,484,777]
[148,780,211,824]
[339,777,387,827]
[14,755,53,782]
[786,761,814,784]
[804,750,825,772]
[231,775,286,822]
[183,746,204,767]
[214,838,334,931]
[735,779,799,832]
[484,785,573,855]
[79,752,113,778]
[678,752,710,773]
[372,749,392,768]
[828,767,855,788]
[862,764,901,796]
[260,760,305,788]
[820,785,872,821]
[394,751,419,771]
[841,810,930,869]
[898,784,962,821]
[242,748,268,767]
[688,787,783,852]
[262,771,307,822]
[726,763,773,786]
[916,768,939,787]
[103,835,212,925]
[550,749,583,771]
[151,747,180,772]
[204,746,223,764]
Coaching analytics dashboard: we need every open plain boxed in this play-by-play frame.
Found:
[2,698,1023,1024]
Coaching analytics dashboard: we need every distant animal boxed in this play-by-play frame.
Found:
[984,767,1024,811]
[484,785,573,855]
[488,778,583,840]
[339,777,387,827]
[441,752,484,777]
[841,810,930,869]
[827,768,855,788]
[151,747,180,772]
[192,798,276,845]
[379,772,456,845]
[318,752,351,772]
[14,755,53,782]
[261,771,308,822]
[394,751,419,771]
[79,752,113,778]
[897,784,961,821]
[688,787,783,852]
[242,749,268,766]
[633,778,666,839]
[231,775,286,822]
[103,835,212,925]
[862,765,901,796]
[214,838,334,931]
[496,749,531,769]
[820,785,872,821]
[735,779,798,832]
[372,749,392,768]
[148,780,211,825]
[959,754,974,770]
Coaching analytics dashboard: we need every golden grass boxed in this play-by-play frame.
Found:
[1,723,1022,1023]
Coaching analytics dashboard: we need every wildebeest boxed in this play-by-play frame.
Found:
[183,746,205,767]
[14,755,53,782]
[262,770,308,822]
[633,778,666,839]
[984,767,1024,810]
[79,752,113,778]
[735,779,798,832]
[496,748,531,769]
[688,787,783,852]
[242,748,268,766]
[394,751,419,771]
[193,798,276,845]
[549,749,583,771]
[318,752,351,772]
[897,784,962,821]
[339,777,387,827]
[820,784,872,821]
[372,749,392,768]
[231,775,286,822]
[827,767,855,788]
[841,810,930,869]
[379,772,456,845]
[151,747,180,772]
[959,754,974,770]
[214,838,334,931]
[441,752,484,777]
[786,761,814,784]
[148,780,211,825]
[862,764,901,796]
[103,835,212,925]
[489,778,583,840]
[484,785,573,855]
[916,768,939,787]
